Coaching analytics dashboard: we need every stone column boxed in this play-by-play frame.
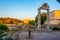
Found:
[47,9,50,30]
[37,8,41,30]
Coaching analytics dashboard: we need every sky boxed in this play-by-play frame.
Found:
[0,0,60,20]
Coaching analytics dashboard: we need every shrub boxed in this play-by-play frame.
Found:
[0,30,13,40]
[0,24,13,40]
[0,30,4,34]
[0,24,9,31]
[52,27,60,31]
[5,37,13,40]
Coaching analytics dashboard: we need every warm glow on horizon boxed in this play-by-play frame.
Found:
[23,18,30,24]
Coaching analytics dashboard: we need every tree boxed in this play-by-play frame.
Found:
[57,0,60,3]
[41,13,47,24]
[35,12,47,25]
[0,18,4,24]
[28,20,35,26]
[10,20,13,24]
[0,24,9,31]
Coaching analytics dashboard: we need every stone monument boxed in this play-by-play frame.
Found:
[37,3,50,30]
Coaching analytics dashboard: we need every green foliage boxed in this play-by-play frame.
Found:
[52,27,60,31]
[0,30,5,37]
[41,13,47,25]
[29,20,35,26]
[57,0,60,3]
[0,24,9,31]
[35,12,47,25]
[0,30,4,34]
[0,30,6,40]
[0,24,13,40]
[0,30,13,40]
[5,37,13,40]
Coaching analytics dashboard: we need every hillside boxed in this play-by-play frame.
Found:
[0,17,23,24]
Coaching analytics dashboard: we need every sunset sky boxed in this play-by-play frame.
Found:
[0,0,60,20]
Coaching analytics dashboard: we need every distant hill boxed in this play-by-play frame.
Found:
[0,17,23,24]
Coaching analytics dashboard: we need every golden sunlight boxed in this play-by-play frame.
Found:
[54,10,60,18]
[23,18,30,24]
